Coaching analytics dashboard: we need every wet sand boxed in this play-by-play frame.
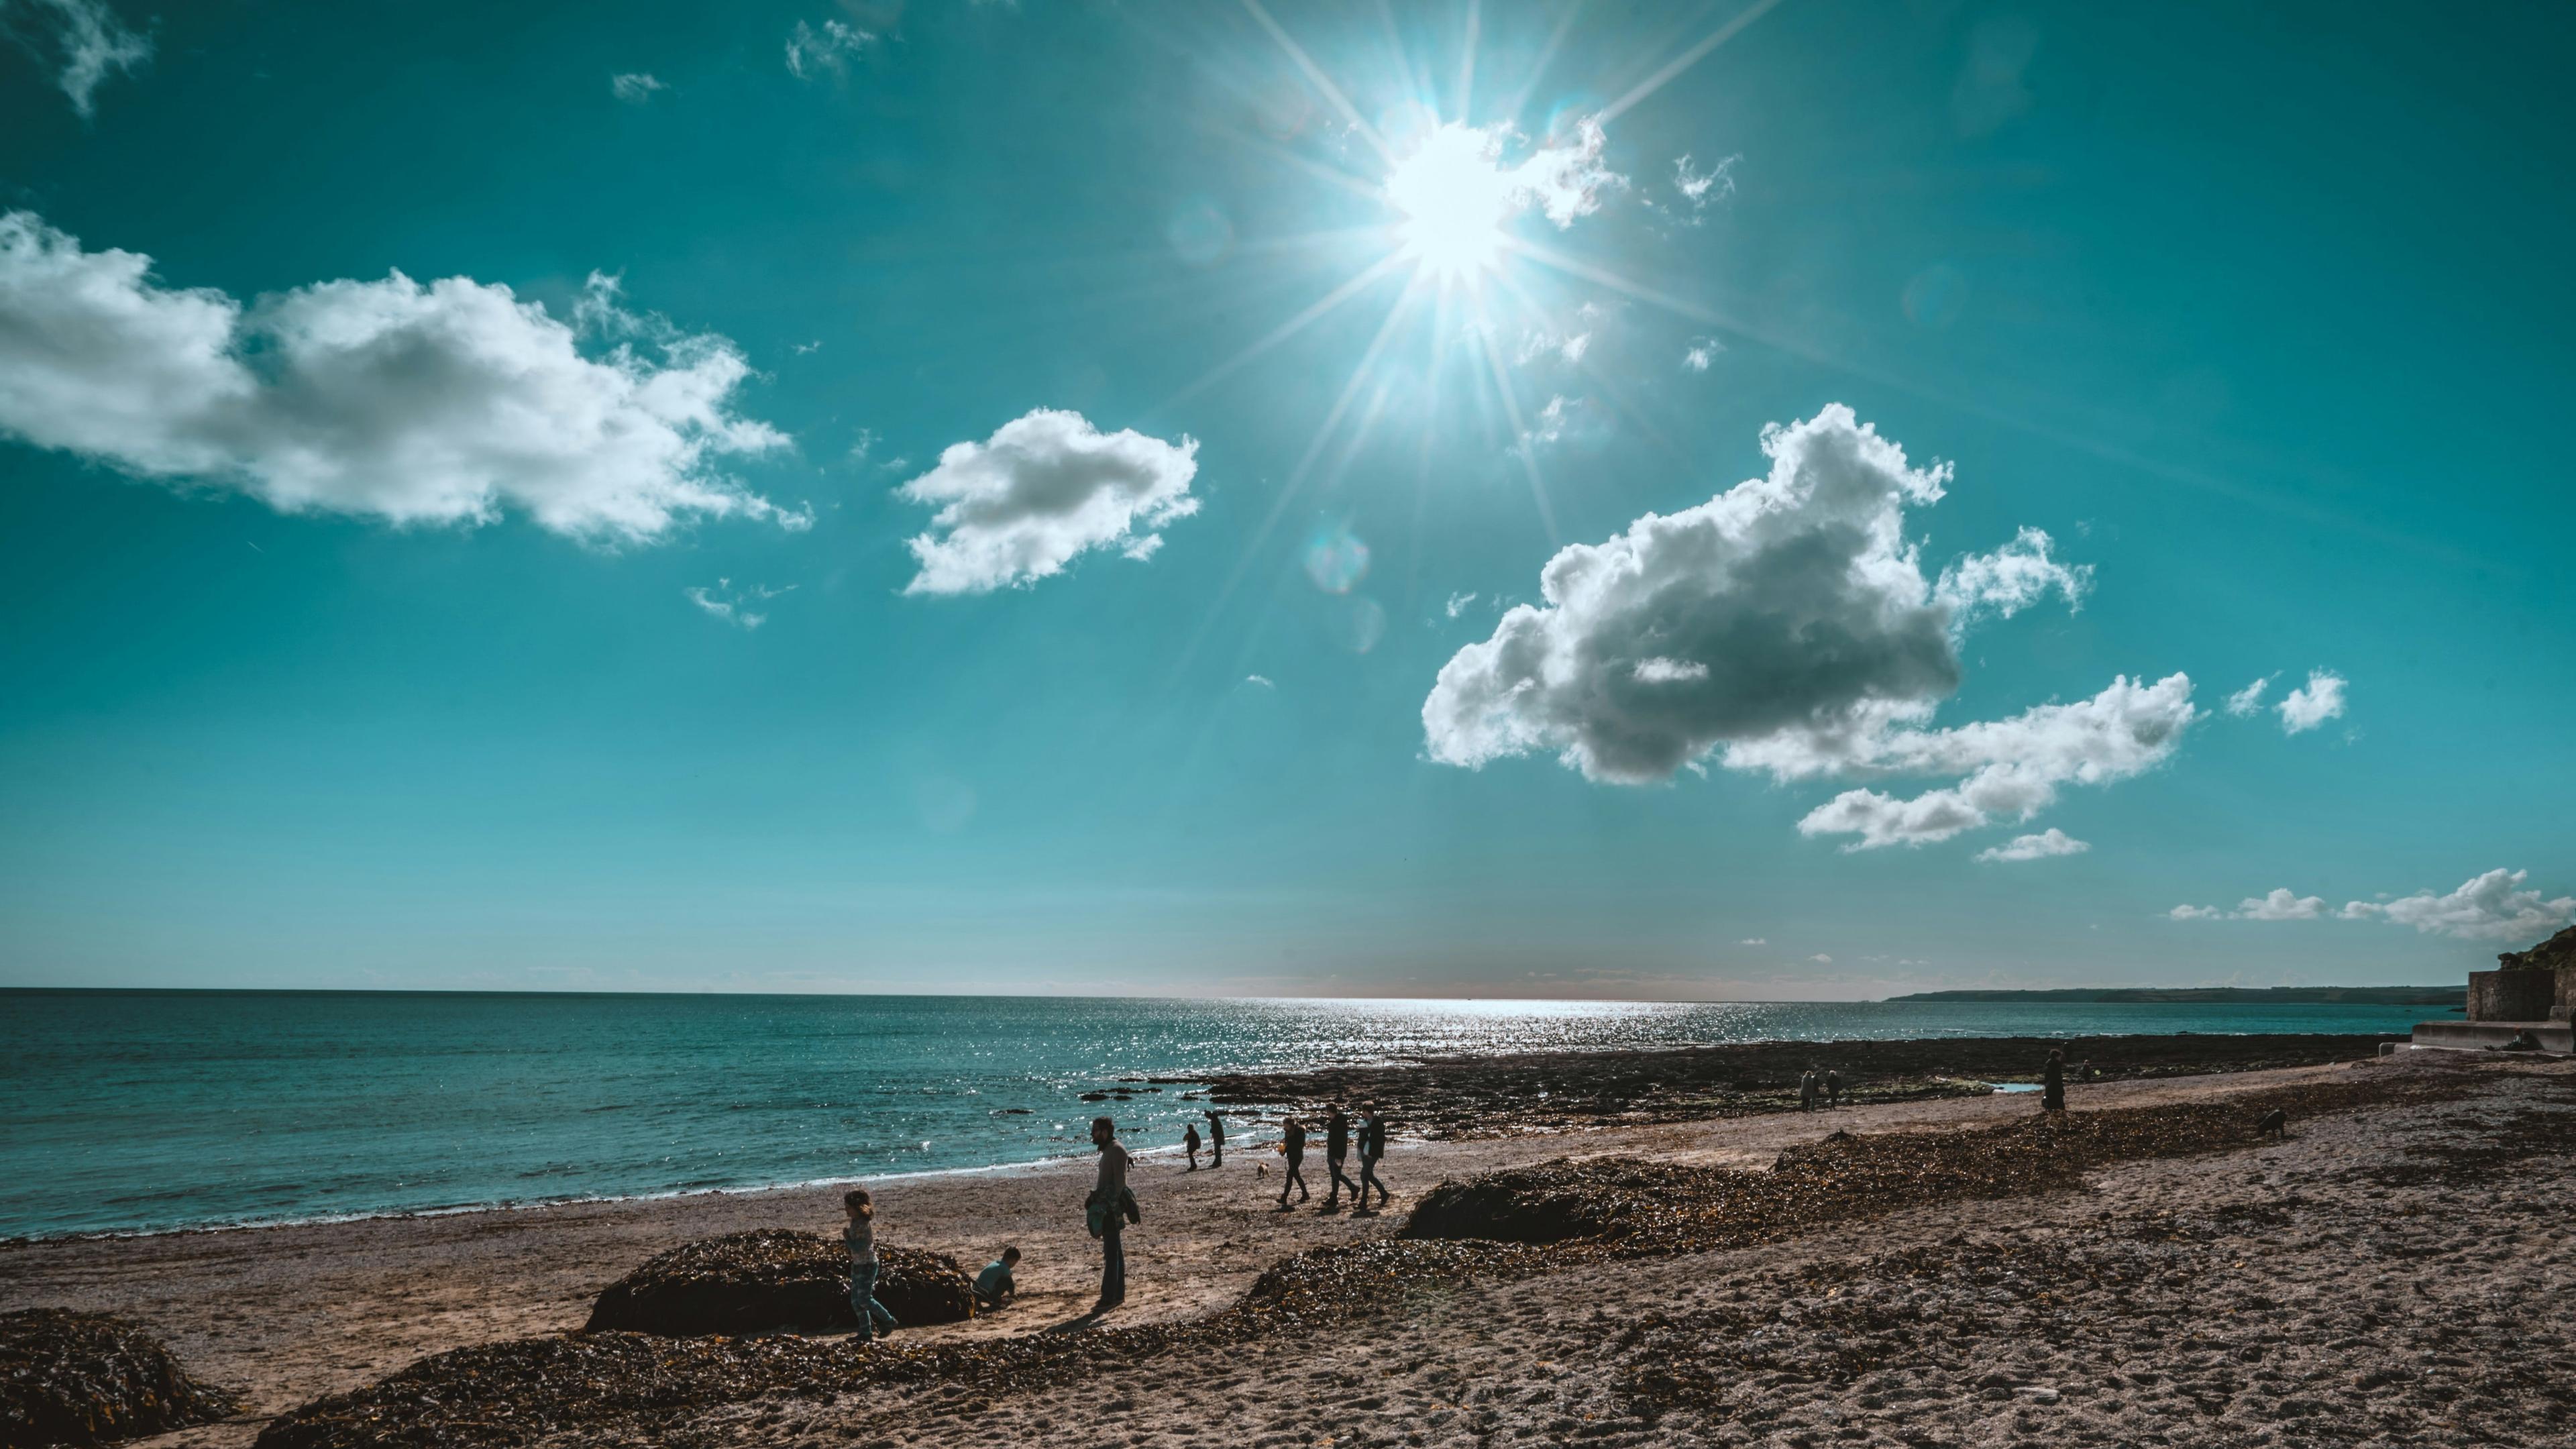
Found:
[3,1049,2566,1448]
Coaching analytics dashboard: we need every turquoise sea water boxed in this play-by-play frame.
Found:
[0,990,2432,1240]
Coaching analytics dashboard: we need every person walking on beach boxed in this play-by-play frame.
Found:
[1322,1105,1358,1210]
[1183,1121,1201,1171]
[1825,1067,1843,1108]
[843,1188,899,1341]
[974,1246,1020,1311]
[1799,1069,1817,1111]
[1277,1116,1311,1206]
[1355,1107,1391,1213]
[1087,1117,1132,1311]
[1203,1110,1226,1168]
[2041,1049,2068,1114]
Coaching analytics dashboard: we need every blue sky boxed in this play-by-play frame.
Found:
[2,0,2569,998]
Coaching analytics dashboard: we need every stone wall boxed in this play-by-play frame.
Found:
[2465,967,2576,1022]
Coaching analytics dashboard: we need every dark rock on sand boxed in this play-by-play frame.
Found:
[1,1308,240,1448]
[583,1230,974,1337]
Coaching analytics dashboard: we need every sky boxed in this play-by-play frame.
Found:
[1,0,2571,1000]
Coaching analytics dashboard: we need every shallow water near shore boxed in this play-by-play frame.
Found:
[0,989,2433,1239]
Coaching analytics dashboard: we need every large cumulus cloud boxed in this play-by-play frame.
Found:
[1423,404,2182,848]
[898,408,1199,596]
[0,212,796,543]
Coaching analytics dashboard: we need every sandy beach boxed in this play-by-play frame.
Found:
[4,1049,2569,1449]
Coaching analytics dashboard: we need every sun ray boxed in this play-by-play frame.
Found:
[1599,0,1790,124]
[1505,235,1728,327]
[1163,276,1429,686]
[1487,267,1692,472]
[1152,250,1411,416]
[1501,0,1587,125]
[1455,0,1481,120]
[1240,0,1395,166]
[1468,288,1560,544]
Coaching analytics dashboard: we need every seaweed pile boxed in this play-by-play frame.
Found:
[584,1231,974,1336]
[1196,1032,2398,1137]
[1,1308,241,1448]
[253,1073,2461,1449]
[1401,1075,2443,1256]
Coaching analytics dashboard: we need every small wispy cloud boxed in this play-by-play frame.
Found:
[786,18,875,79]
[1681,336,1721,372]
[1244,674,1275,689]
[1672,153,1737,215]
[1974,828,2089,863]
[610,72,666,104]
[2277,669,2347,734]
[1444,592,1478,619]
[792,339,822,356]
[15,0,151,118]
[2224,674,2275,716]
[1738,937,1766,945]
[686,578,796,629]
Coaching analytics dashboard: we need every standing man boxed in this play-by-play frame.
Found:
[1799,1069,1817,1111]
[1356,1106,1391,1213]
[1322,1105,1358,1210]
[1203,1110,1226,1169]
[1825,1067,1843,1108]
[2041,1049,2068,1114]
[1277,1116,1311,1206]
[1087,1116,1130,1311]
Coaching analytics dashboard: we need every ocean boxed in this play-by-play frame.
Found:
[0,989,2435,1240]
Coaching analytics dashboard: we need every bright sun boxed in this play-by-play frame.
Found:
[1385,123,1516,282]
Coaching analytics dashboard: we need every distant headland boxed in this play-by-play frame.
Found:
[1886,985,2463,1004]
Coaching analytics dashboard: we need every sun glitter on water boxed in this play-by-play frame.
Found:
[1385,122,1516,282]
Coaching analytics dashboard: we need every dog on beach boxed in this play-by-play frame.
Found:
[2256,1108,2287,1139]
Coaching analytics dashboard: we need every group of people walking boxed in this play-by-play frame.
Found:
[1270,1103,1389,1212]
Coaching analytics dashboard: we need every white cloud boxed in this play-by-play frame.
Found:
[1809,953,1833,965]
[9,0,149,117]
[1514,394,1602,455]
[1444,591,1478,619]
[2341,869,2575,941]
[1681,337,1720,372]
[2277,669,2347,734]
[0,213,796,543]
[2224,674,2275,716]
[786,18,873,78]
[792,339,822,356]
[1244,674,1275,689]
[1672,153,1737,213]
[896,408,1198,595]
[610,72,666,103]
[1512,116,1626,227]
[2236,888,2326,921]
[1425,405,2170,849]
[686,578,794,629]
[1739,937,1766,945]
[1976,828,2089,863]
[1931,525,2090,629]
[2168,904,2224,920]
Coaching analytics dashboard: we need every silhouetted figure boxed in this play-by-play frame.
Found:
[1322,1106,1358,1209]
[1825,1067,1843,1108]
[1799,1069,1817,1111]
[2041,1049,2067,1114]
[2257,1108,2287,1139]
[1204,1110,1226,1168]
[1183,1122,1201,1171]
[1356,1108,1391,1212]
[842,1188,898,1340]
[1087,1117,1132,1310]
[1277,1116,1311,1205]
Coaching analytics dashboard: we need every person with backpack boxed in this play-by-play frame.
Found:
[1087,1116,1136,1310]
[1355,1106,1391,1213]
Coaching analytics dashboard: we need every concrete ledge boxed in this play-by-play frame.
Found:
[2408,1020,2574,1053]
